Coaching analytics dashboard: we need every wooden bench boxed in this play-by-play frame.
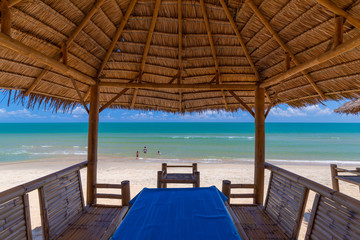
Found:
[223,169,309,239]
[157,163,200,188]
[305,192,360,239]
[0,162,130,240]
[330,164,360,192]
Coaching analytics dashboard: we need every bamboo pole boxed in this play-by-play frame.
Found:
[254,86,265,205]
[99,82,257,90]
[1,0,11,36]
[178,0,183,112]
[222,180,231,203]
[260,33,360,88]
[314,0,360,29]
[0,33,95,85]
[87,82,100,205]
[228,90,255,117]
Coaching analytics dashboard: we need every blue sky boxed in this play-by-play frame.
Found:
[0,92,359,122]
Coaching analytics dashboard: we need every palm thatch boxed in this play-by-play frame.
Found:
[0,0,360,113]
[334,98,360,115]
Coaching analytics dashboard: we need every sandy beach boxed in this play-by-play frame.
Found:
[1,157,359,239]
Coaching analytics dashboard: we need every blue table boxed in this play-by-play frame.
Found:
[111,186,241,240]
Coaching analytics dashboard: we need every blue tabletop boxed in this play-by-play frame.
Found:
[111,186,241,240]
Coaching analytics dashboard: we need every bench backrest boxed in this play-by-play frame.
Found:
[39,170,84,239]
[0,194,32,240]
[305,193,360,240]
[264,172,309,239]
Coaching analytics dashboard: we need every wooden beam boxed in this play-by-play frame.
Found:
[178,0,183,112]
[70,77,90,113]
[0,32,95,85]
[314,0,360,29]
[333,15,344,48]
[130,0,161,108]
[247,0,326,100]
[200,0,228,110]
[1,0,11,36]
[24,2,103,96]
[228,90,255,117]
[219,0,260,81]
[100,82,257,90]
[87,83,100,206]
[254,86,265,205]
[261,33,360,88]
[84,88,91,102]
[97,0,138,77]
[7,0,21,7]
[99,77,137,112]
[66,0,105,47]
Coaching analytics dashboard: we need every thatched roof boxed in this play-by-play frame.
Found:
[335,99,360,115]
[0,0,360,113]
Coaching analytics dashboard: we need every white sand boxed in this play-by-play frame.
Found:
[1,157,359,239]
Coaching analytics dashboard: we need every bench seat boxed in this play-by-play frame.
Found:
[55,206,128,240]
[230,205,288,240]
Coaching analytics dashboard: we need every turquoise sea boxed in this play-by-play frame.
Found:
[0,123,360,163]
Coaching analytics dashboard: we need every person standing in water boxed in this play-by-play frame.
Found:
[136,151,139,159]
[143,146,147,154]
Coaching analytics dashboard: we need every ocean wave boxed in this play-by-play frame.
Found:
[41,145,52,148]
[171,135,254,139]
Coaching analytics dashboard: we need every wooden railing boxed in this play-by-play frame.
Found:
[95,181,130,206]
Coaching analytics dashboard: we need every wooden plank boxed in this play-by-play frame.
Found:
[96,183,123,189]
[230,194,256,198]
[97,0,138,77]
[260,33,360,88]
[70,77,90,113]
[95,194,122,199]
[38,187,50,240]
[0,33,95,85]
[333,15,344,48]
[230,184,256,189]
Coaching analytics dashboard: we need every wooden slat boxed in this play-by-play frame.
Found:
[95,194,122,199]
[230,184,255,189]
[229,90,255,117]
[230,194,256,198]
[96,183,123,189]
[1,0,11,36]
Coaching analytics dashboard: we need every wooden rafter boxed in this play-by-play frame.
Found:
[333,15,344,48]
[1,0,11,36]
[228,90,255,117]
[219,0,260,81]
[131,0,161,109]
[97,0,138,78]
[178,0,183,112]
[200,0,228,110]
[8,0,21,7]
[84,88,91,102]
[62,47,89,113]
[25,0,105,96]
[99,82,257,90]
[246,0,326,100]
[314,0,360,29]
[261,33,360,88]
[0,32,95,85]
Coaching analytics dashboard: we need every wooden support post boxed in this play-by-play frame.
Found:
[333,15,344,48]
[157,171,163,188]
[194,171,200,188]
[254,86,265,205]
[1,0,11,36]
[330,164,339,191]
[87,82,100,205]
[222,180,231,203]
[121,180,130,206]
[162,163,167,188]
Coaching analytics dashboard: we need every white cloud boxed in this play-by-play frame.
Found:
[270,104,331,117]
[72,107,87,118]
[0,108,42,118]
[180,110,236,121]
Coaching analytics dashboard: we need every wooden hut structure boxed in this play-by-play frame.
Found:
[0,0,360,239]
